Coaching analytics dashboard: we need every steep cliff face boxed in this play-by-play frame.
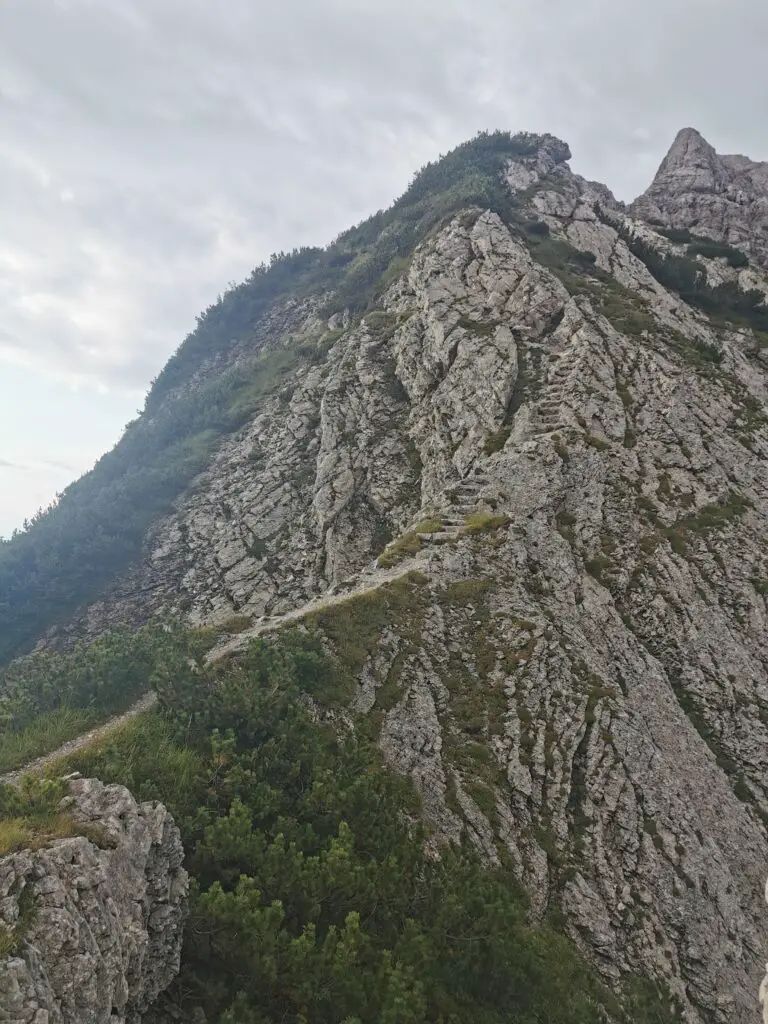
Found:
[5,130,768,1021]
[0,778,187,1024]
[632,126,768,268]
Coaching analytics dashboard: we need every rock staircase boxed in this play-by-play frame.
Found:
[532,343,583,436]
[415,470,494,545]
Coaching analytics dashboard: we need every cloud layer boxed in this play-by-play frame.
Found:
[2,0,767,532]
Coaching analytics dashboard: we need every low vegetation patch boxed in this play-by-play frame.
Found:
[217,614,254,634]
[0,707,95,776]
[663,491,751,554]
[611,219,768,336]
[463,512,511,534]
[484,425,512,455]
[652,226,749,268]
[306,573,429,701]
[0,777,113,858]
[687,241,749,268]
[376,519,443,567]
[552,433,571,463]
[0,622,218,776]
[457,316,500,337]
[584,554,613,582]
[584,433,612,452]
[556,510,577,543]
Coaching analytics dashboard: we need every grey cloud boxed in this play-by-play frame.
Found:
[1,0,767,396]
[0,457,75,472]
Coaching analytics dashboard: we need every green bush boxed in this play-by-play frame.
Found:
[657,227,693,244]
[524,219,550,236]
[0,622,217,774]
[687,241,748,268]
[611,220,768,335]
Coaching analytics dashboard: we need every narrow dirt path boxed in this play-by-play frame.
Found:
[0,573,399,787]
[0,692,158,786]
[1,559,436,787]
[205,558,429,664]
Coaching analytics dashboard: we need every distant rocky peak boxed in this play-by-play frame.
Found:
[631,127,768,266]
[652,126,722,189]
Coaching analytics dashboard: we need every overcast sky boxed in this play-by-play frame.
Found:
[1,0,766,536]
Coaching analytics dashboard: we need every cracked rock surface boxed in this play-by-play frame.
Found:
[0,778,187,1024]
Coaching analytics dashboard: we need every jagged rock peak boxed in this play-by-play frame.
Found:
[653,126,722,188]
[632,126,768,265]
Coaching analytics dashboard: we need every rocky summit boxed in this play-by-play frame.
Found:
[3,127,768,1022]
[632,126,768,268]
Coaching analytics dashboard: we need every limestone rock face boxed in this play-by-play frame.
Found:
[0,778,188,1024]
[632,126,768,266]
[24,132,768,1021]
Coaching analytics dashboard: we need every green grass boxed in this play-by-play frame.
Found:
[377,519,443,567]
[0,707,96,775]
[0,812,98,855]
[437,579,494,604]
[51,711,206,810]
[412,518,444,534]
[0,923,16,958]
[584,554,613,582]
[457,316,500,337]
[217,614,255,634]
[552,434,570,463]
[584,433,612,452]
[484,426,512,455]
[0,818,31,855]
[467,780,499,820]
[662,491,751,553]
[364,310,398,339]
[463,512,511,534]
[0,776,116,860]
[305,574,430,703]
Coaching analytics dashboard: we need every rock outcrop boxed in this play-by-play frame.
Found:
[13,130,768,1021]
[0,778,187,1024]
[632,126,768,267]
